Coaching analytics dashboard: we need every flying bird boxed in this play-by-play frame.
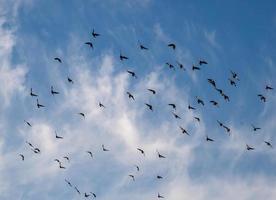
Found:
[102,144,109,151]
[210,100,219,106]
[84,193,91,198]
[51,86,59,95]
[92,29,100,38]
[168,43,176,50]
[264,141,273,148]
[99,102,105,108]
[147,88,156,94]
[196,96,204,106]
[78,113,85,118]
[145,103,153,111]
[194,117,200,122]
[172,112,181,119]
[33,148,40,154]
[166,62,175,70]
[207,79,216,88]
[24,120,32,127]
[246,144,254,151]
[188,105,196,110]
[19,154,24,161]
[265,85,273,90]
[36,99,45,108]
[120,52,128,61]
[54,159,61,164]
[176,61,185,70]
[257,94,266,102]
[55,131,63,139]
[65,179,72,187]
[87,151,93,158]
[26,141,34,148]
[251,124,261,132]
[192,65,200,71]
[230,70,239,80]
[135,165,140,171]
[85,42,93,49]
[228,78,236,87]
[158,193,165,198]
[30,88,38,97]
[63,156,70,162]
[129,174,135,181]
[137,148,145,156]
[206,135,214,142]
[157,150,166,158]
[74,186,81,195]
[59,163,66,169]
[90,192,96,198]
[138,41,149,50]
[127,70,137,78]
[199,60,208,65]
[217,120,224,127]
[168,103,176,110]
[179,126,190,136]
[126,92,135,100]
[157,175,163,179]
[67,77,74,84]
[54,57,62,63]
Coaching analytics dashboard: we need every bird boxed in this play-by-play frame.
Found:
[217,120,224,127]
[126,92,135,100]
[157,150,165,158]
[85,42,93,49]
[102,144,109,151]
[99,102,105,108]
[194,117,200,122]
[54,159,61,164]
[74,186,81,195]
[257,94,266,102]
[188,105,196,110]
[33,148,40,154]
[78,113,85,118]
[264,141,273,148]
[222,93,230,102]
[210,100,219,107]
[137,148,145,156]
[129,174,135,181]
[67,77,74,84]
[223,125,231,133]
[192,65,200,71]
[30,88,38,97]
[26,141,34,148]
[176,61,185,70]
[199,60,208,65]
[19,154,24,161]
[84,193,91,198]
[92,29,100,38]
[127,70,137,78]
[138,41,149,50]
[196,96,204,106]
[65,179,72,187]
[24,120,32,127]
[246,144,254,151]
[55,131,63,139]
[145,103,153,111]
[179,126,190,136]
[230,70,239,80]
[120,52,128,61]
[36,99,45,108]
[87,151,93,158]
[206,135,214,142]
[51,86,59,95]
[265,85,273,90]
[166,62,175,70]
[59,163,66,169]
[216,88,224,95]
[90,192,96,198]
[168,103,176,110]
[168,43,176,50]
[157,175,163,179]
[251,124,261,132]
[172,112,181,119]
[147,88,156,94]
[228,79,236,86]
[54,57,62,63]
[158,193,165,198]
[135,165,140,171]
[63,156,70,162]
[207,79,216,88]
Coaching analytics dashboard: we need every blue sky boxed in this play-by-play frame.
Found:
[0,0,276,199]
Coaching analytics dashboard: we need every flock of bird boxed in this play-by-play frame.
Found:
[18,28,274,198]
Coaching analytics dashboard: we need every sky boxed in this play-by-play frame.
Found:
[0,0,276,199]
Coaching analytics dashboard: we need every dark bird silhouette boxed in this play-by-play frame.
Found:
[19,154,24,161]
[59,163,66,169]
[194,117,200,122]
[223,125,231,134]
[258,94,266,102]
[207,79,216,88]
[78,113,85,118]
[222,93,230,102]
[145,103,153,111]
[265,85,273,90]
[137,148,145,156]
[166,62,175,70]
[99,102,105,108]
[74,186,81,195]
[129,174,135,181]
[177,61,185,70]
[179,126,190,136]
[157,150,165,158]
[30,88,38,97]
[157,175,163,179]
[87,151,93,158]
[84,193,90,198]
[102,144,109,151]
[24,120,32,127]
[188,105,196,110]
[172,112,181,119]
[196,96,204,106]
[216,88,223,95]
[228,79,236,86]
[126,92,135,100]
[65,179,72,187]
[67,77,74,84]
[192,65,200,71]
[135,165,140,171]
[230,70,239,80]
[63,156,70,162]
[120,52,128,61]
[210,100,219,107]
[55,131,63,139]
[264,141,273,148]
[85,42,93,49]
[54,57,62,63]
[138,41,149,50]
[158,193,164,198]
[90,192,96,198]
[92,29,100,38]
[168,43,176,50]
[147,88,156,94]
[199,60,208,65]
[206,135,214,142]
[33,148,40,154]
[54,159,61,164]
[127,70,137,78]
[217,120,224,127]
[26,141,34,148]
[251,124,261,132]
[36,99,45,108]
[246,144,254,151]
[51,86,59,95]
[168,103,176,110]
